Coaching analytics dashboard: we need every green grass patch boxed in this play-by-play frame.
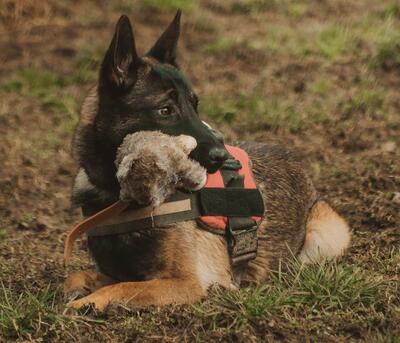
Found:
[250,13,400,62]
[371,248,400,276]
[286,3,308,18]
[112,0,197,13]
[205,36,267,57]
[141,0,195,12]
[231,0,279,14]
[66,47,104,85]
[0,68,80,117]
[309,79,333,95]
[0,283,103,340]
[341,87,387,118]
[200,89,327,132]
[316,25,353,60]
[0,230,7,241]
[189,259,384,333]
[0,66,82,141]
[231,0,309,16]
[245,23,354,60]
[206,37,239,55]
[1,68,64,96]
[263,25,310,56]
[370,38,400,70]
[381,2,400,19]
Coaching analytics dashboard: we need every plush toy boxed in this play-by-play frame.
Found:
[115,131,207,207]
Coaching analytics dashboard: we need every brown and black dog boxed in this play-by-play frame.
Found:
[64,10,351,311]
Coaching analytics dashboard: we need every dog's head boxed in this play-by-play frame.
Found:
[96,10,229,175]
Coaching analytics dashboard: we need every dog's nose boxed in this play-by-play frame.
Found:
[209,147,229,163]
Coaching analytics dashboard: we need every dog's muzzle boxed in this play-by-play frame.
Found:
[191,144,230,173]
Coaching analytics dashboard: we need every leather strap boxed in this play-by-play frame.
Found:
[87,196,200,237]
[63,200,130,267]
[63,195,198,266]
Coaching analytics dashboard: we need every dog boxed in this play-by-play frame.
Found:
[64,10,351,311]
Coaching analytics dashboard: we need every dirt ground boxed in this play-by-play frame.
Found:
[0,0,399,342]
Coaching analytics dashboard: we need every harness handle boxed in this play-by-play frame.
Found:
[63,200,130,267]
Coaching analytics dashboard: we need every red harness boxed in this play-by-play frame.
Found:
[199,145,262,230]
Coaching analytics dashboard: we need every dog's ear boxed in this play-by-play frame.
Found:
[100,15,139,90]
[147,9,181,65]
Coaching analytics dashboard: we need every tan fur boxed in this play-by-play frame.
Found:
[66,222,231,310]
[68,279,204,311]
[64,271,114,299]
[299,201,351,263]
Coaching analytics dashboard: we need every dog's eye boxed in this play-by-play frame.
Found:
[158,107,172,117]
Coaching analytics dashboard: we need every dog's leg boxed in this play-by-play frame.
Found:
[64,271,115,301]
[67,278,205,311]
[299,201,351,263]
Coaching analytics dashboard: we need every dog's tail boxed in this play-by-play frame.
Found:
[298,200,351,263]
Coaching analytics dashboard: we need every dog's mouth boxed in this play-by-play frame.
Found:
[189,143,229,174]
[204,160,225,173]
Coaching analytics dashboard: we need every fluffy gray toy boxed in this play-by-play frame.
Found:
[115,131,207,207]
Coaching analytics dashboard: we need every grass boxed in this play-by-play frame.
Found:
[200,89,328,133]
[341,86,387,118]
[231,0,279,14]
[100,257,396,341]
[208,10,400,64]
[205,37,241,55]
[142,0,195,12]
[381,2,400,19]
[0,68,79,117]
[189,259,385,333]
[111,0,195,13]
[315,25,353,60]
[0,230,6,241]
[371,38,400,70]
[0,283,103,340]
[286,3,308,18]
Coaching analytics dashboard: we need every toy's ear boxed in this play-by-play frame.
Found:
[176,135,197,155]
[100,15,140,91]
[147,9,181,65]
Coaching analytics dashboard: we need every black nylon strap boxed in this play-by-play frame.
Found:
[198,188,264,217]
[221,168,242,187]
[220,162,261,266]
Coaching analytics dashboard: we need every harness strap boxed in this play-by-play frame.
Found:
[198,188,264,217]
[220,168,259,265]
[64,189,263,266]
[87,194,200,237]
[63,200,129,267]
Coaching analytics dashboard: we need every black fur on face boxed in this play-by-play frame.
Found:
[86,10,228,194]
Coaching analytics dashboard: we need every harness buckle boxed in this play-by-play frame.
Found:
[227,222,258,265]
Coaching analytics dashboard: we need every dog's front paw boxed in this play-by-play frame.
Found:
[67,293,110,312]
[64,287,91,302]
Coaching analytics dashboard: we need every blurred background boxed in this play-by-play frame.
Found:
[0,0,399,341]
